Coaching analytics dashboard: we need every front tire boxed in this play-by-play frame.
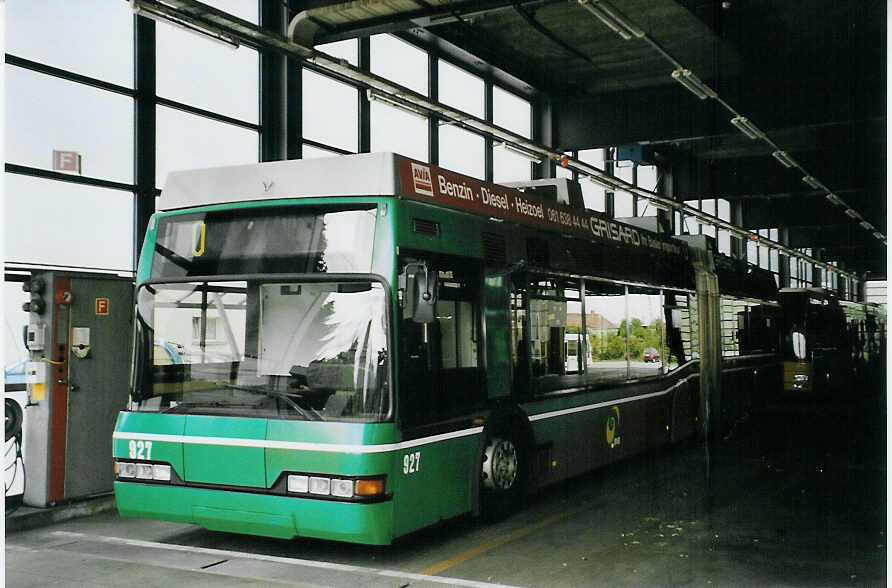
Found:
[480,434,526,520]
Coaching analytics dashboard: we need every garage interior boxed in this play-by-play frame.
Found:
[3,0,887,586]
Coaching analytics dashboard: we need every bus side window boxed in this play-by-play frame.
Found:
[510,286,530,396]
[584,280,628,383]
[664,291,695,369]
[399,258,485,427]
[529,276,582,393]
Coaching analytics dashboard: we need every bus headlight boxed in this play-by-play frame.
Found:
[283,473,386,501]
[287,475,309,493]
[309,476,331,495]
[115,460,173,483]
[117,462,137,478]
[152,464,171,481]
[330,479,354,498]
[136,464,155,480]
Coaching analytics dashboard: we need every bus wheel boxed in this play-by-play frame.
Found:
[480,434,525,520]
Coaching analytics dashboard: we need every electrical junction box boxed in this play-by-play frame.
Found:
[25,323,46,351]
[21,271,132,507]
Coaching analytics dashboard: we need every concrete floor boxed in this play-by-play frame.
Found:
[6,389,886,587]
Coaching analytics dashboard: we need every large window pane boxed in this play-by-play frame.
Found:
[301,144,341,159]
[614,191,634,217]
[638,199,659,217]
[579,149,605,211]
[370,35,427,95]
[302,70,358,153]
[5,66,134,183]
[4,174,133,270]
[555,162,573,180]
[614,161,633,183]
[638,165,658,191]
[202,0,258,23]
[637,165,659,218]
[157,24,259,123]
[717,199,731,254]
[370,102,428,162]
[439,60,484,119]
[317,40,358,66]
[7,0,133,87]
[493,148,531,183]
[439,126,484,179]
[747,239,758,265]
[494,87,531,138]
[156,106,258,187]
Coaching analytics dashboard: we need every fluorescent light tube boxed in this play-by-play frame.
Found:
[643,199,669,212]
[873,231,885,240]
[578,0,645,40]
[802,176,823,190]
[730,116,764,140]
[859,221,874,230]
[497,142,542,163]
[825,193,843,206]
[367,90,428,120]
[771,150,797,168]
[670,69,716,100]
[131,1,240,48]
[844,209,859,219]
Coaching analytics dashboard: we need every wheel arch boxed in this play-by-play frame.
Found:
[471,404,535,517]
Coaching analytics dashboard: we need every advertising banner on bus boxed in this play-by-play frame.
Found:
[396,157,685,258]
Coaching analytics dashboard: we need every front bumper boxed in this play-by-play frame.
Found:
[114,481,394,545]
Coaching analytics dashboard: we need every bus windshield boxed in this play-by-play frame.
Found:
[134,280,390,422]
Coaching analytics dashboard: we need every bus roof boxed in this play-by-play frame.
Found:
[159,152,400,211]
[160,152,686,259]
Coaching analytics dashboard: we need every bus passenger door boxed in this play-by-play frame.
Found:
[396,258,485,531]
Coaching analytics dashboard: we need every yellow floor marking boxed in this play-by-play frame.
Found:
[419,512,568,576]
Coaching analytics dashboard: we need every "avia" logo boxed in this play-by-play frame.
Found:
[411,163,434,197]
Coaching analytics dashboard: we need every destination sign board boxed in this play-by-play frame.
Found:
[396,157,685,258]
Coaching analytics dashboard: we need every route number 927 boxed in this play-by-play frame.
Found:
[403,451,421,475]
[128,440,153,460]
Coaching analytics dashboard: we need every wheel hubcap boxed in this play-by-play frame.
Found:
[482,438,518,490]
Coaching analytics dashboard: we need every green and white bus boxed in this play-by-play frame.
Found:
[113,153,780,544]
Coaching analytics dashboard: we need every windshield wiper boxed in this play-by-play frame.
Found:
[216,382,324,421]
[160,401,243,414]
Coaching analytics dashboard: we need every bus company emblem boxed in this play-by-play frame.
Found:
[411,163,434,197]
[606,406,622,448]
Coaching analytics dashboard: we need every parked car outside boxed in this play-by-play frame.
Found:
[643,347,660,363]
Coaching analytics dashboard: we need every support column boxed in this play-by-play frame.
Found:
[134,13,156,271]
[532,95,552,179]
[260,0,288,162]
[428,52,438,165]
[359,37,371,154]
[778,227,790,287]
[484,79,493,182]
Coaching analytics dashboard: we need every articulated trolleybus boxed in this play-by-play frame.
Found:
[113,153,780,544]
